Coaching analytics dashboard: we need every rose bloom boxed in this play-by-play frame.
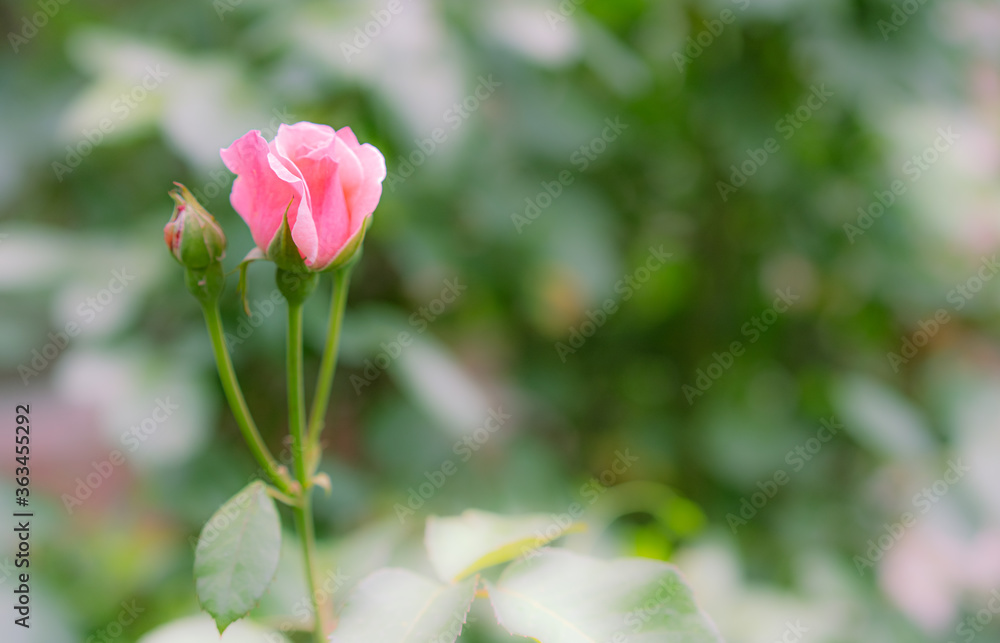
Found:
[221,122,386,271]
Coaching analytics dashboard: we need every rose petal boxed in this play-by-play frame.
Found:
[353,143,387,217]
[336,126,360,148]
[331,137,363,220]
[319,214,370,271]
[274,122,337,163]
[267,154,318,265]
[293,144,350,269]
[220,131,299,251]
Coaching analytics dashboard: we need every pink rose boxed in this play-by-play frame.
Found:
[221,122,386,271]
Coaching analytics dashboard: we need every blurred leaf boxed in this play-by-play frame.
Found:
[330,569,477,643]
[138,614,289,643]
[633,525,673,560]
[487,549,723,643]
[394,339,491,438]
[832,374,935,459]
[660,496,707,537]
[426,509,583,582]
[194,481,282,633]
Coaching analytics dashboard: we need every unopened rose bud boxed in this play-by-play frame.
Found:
[165,182,227,269]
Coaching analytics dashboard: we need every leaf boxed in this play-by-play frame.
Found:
[330,569,478,643]
[194,481,283,633]
[487,549,724,643]
[137,614,290,643]
[425,510,584,582]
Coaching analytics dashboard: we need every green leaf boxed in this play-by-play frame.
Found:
[194,481,282,633]
[487,549,723,643]
[330,569,478,643]
[425,510,584,582]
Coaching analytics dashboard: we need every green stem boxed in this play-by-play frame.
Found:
[286,301,325,642]
[294,495,325,642]
[287,302,308,485]
[201,304,294,496]
[306,267,353,464]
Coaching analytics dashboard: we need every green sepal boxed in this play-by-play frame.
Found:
[320,216,371,272]
[266,204,309,274]
[236,248,266,315]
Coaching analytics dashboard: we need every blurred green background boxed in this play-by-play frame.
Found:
[2,0,1000,641]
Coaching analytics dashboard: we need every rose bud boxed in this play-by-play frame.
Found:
[164,183,227,269]
[220,122,386,272]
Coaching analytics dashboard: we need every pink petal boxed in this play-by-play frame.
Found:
[353,143,387,217]
[274,122,337,164]
[293,144,350,269]
[266,152,318,264]
[220,131,299,252]
[336,126,360,148]
[319,216,370,271]
[331,137,363,217]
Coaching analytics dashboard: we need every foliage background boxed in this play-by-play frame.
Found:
[1,0,999,641]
